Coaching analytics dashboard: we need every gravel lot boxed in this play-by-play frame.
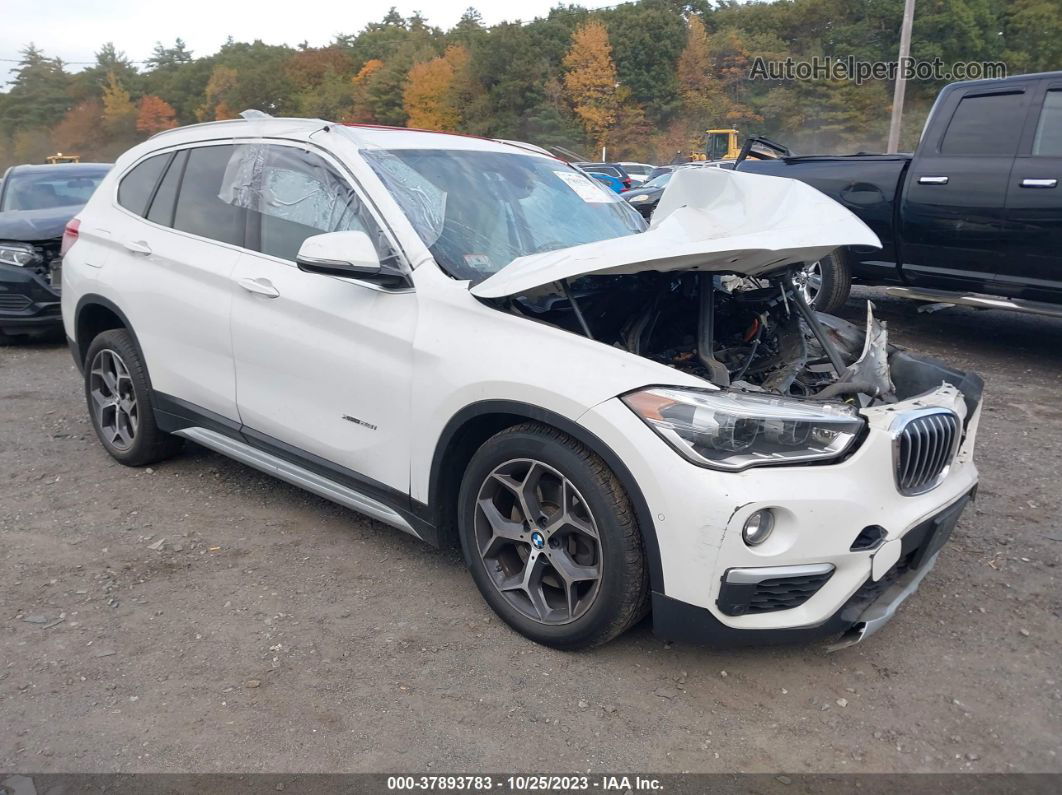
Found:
[1,287,1060,774]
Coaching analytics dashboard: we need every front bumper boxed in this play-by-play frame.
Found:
[578,380,981,647]
[0,261,62,334]
[651,491,972,647]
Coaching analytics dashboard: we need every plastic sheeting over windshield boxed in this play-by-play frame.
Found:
[360,149,446,248]
[360,148,644,280]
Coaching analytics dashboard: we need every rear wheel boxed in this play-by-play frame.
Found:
[458,423,647,649]
[797,250,851,314]
[84,329,182,466]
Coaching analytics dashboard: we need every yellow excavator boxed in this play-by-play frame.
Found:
[688,129,741,162]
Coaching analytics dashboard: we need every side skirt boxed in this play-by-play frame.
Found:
[173,427,422,540]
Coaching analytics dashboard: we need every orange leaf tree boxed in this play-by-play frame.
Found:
[136,95,178,134]
[402,45,472,131]
[562,21,620,151]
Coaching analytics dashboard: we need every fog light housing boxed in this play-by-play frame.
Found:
[742,509,775,546]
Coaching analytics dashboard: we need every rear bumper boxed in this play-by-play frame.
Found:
[651,491,973,647]
[0,262,61,334]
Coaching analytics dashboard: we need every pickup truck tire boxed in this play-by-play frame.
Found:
[804,250,851,314]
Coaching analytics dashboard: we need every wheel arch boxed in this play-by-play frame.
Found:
[73,296,159,397]
[427,400,665,594]
[73,294,141,371]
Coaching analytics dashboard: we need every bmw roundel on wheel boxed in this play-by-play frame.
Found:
[61,116,983,649]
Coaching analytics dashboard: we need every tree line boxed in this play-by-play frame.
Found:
[0,0,1056,170]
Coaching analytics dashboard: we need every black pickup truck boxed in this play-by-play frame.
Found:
[737,70,1062,316]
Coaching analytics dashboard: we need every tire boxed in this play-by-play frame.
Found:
[457,422,648,649]
[800,249,852,314]
[83,329,183,467]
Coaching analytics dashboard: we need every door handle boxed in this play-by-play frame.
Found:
[918,176,949,185]
[1021,178,1058,188]
[236,277,280,298]
[123,239,152,255]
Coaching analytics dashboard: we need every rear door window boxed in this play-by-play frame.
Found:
[118,154,170,216]
[173,145,246,246]
[940,91,1026,156]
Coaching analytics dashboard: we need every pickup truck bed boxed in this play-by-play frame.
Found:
[735,70,1062,314]
[738,154,911,282]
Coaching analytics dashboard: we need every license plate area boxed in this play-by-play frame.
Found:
[907,494,969,570]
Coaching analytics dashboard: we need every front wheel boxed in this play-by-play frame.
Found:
[458,423,648,649]
[797,250,851,314]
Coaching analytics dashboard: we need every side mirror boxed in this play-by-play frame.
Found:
[296,230,401,284]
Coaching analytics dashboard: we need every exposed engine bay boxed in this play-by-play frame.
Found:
[504,267,934,408]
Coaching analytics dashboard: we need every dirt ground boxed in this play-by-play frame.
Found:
[1,287,1060,775]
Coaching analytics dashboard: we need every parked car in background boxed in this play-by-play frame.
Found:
[737,70,1062,316]
[617,161,655,186]
[586,171,625,193]
[0,162,111,342]
[623,171,672,218]
[572,162,632,191]
[63,118,982,651]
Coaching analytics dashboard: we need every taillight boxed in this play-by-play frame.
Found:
[60,218,80,257]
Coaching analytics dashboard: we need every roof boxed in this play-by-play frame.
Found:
[6,162,111,175]
[145,115,539,157]
[945,69,1062,92]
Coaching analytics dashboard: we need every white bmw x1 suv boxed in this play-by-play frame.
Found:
[61,116,982,649]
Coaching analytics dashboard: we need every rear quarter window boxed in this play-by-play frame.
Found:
[117,154,170,215]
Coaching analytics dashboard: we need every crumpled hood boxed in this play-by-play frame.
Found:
[0,205,82,242]
[470,168,881,299]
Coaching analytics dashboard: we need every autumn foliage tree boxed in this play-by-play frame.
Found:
[562,21,620,150]
[53,100,104,154]
[101,72,137,137]
[402,45,472,130]
[198,65,239,121]
[677,17,727,127]
[349,59,386,122]
[136,95,178,134]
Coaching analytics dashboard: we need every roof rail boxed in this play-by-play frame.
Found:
[148,117,250,140]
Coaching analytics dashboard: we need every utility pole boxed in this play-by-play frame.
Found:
[886,0,916,153]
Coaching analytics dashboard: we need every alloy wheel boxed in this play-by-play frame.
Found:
[89,349,139,451]
[473,458,603,625]
[795,260,823,306]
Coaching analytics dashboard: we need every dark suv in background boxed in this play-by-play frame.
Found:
[0,162,111,341]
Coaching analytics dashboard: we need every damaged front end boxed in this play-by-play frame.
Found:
[471,167,982,466]
[498,266,903,405]
[0,238,63,336]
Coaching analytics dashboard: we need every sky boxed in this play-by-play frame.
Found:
[1,0,621,79]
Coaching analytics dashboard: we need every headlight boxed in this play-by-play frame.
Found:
[621,387,865,471]
[628,194,650,202]
[0,242,38,267]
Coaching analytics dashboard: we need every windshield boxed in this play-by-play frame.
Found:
[1,169,108,211]
[642,172,672,189]
[362,149,645,280]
